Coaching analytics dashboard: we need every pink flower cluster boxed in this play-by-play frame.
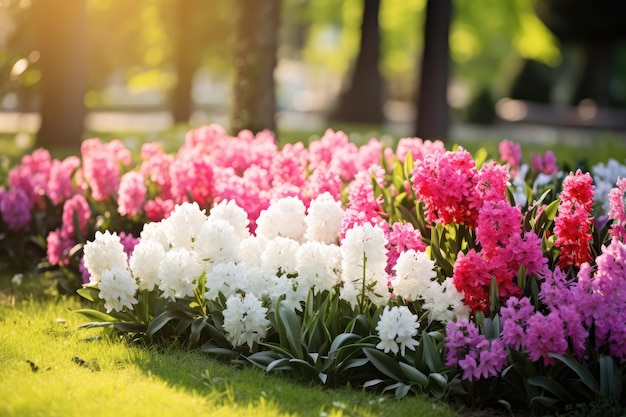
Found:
[554,170,594,269]
[445,318,508,381]
[450,160,547,313]
[411,147,481,227]
[608,177,626,241]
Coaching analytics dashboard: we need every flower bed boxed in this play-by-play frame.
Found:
[1,125,626,414]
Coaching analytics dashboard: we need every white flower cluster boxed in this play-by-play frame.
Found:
[340,223,390,307]
[82,195,346,346]
[376,305,420,356]
[593,158,626,214]
[391,250,469,323]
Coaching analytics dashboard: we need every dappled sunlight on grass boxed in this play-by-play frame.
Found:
[0,298,456,417]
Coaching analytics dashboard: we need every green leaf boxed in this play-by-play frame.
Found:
[146,310,178,338]
[428,373,448,399]
[363,347,404,381]
[76,287,100,302]
[276,301,304,358]
[549,353,599,393]
[421,332,443,372]
[329,333,360,355]
[527,375,576,403]
[599,355,621,398]
[399,362,428,387]
[112,322,146,333]
[73,308,117,323]
[266,358,292,373]
[363,379,385,389]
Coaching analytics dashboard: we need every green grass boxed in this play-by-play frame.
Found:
[0,297,457,417]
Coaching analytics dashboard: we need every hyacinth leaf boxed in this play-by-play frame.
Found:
[328,333,361,356]
[427,373,448,399]
[489,276,500,314]
[392,161,405,195]
[473,147,488,168]
[363,379,385,389]
[146,310,180,339]
[527,375,576,403]
[363,347,404,381]
[275,301,304,358]
[383,382,412,400]
[403,152,415,181]
[421,332,444,373]
[399,362,428,388]
[549,353,599,393]
[599,355,621,398]
[76,286,100,302]
[73,308,117,322]
[189,316,208,347]
[244,351,284,369]
[111,322,147,333]
[266,358,292,373]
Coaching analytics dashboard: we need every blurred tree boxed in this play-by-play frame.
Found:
[330,0,384,124]
[536,0,626,107]
[414,0,451,140]
[34,0,87,150]
[231,0,280,134]
[169,0,234,123]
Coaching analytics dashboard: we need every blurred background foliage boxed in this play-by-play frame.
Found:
[0,0,625,152]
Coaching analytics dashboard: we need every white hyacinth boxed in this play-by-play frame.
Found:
[375,305,420,356]
[161,202,207,249]
[83,230,128,284]
[340,223,390,307]
[129,239,166,291]
[208,199,250,240]
[422,277,470,323]
[261,236,300,276]
[98,266,138,313]
[295,241,341,294]
[157,247,203,300]
[304,192,344,244]
[195,218,241,267]
[238,235,268,269]
[593,158,626,214]
[255,196,307,242]
[222,293,270,349]
[139,221,169,251]
[204,261,246,301]
[391,249,437,302]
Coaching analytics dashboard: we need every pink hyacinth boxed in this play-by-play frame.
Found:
[117,171,147,217]
[445,318,508,381]
[395,137,445,162]
[411,147,480,227]
[475,200,523,256]
[608,177,626,241]
[577,239,626,362]
[48,156,81,205]
[530,150,558,175]
[0,187,32,231]
[80,138,130,201]
[476,161,510,202]
[46,228,75,266]
[524,310,569,366]
[61,194,91,239]
[452,250,493,313]
[339,165,386,239]
[8,148,51,209]
[170,153,214,208]
[386,221,427,274]
[498,140,522,174]
[554,170,594,268]
[144,197,176,222]
[140,143,174,200]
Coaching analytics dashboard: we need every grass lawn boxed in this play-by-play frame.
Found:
[0,296,457,417]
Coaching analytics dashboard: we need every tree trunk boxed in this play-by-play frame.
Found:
[414,0,451,141]
[330,0,384,124]
[231,0,280,134]
[171,0,201,124]
[34,0,87,151]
